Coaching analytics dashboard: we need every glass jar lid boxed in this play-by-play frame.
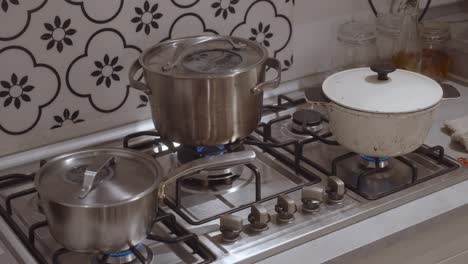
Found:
[376,14,402,36]
[420,21,451,42]
[338,21,376,45]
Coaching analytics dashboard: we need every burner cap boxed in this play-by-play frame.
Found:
[96,243,154,264]
[360,155,389,162]
[292,110,322,127]
[360,155,389,169]
[177,143,244,164]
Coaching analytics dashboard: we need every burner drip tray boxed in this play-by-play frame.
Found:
[333,147,460,200]
[181,165,253,195]
[176,142,250,195]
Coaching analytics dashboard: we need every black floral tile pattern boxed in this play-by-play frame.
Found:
[1,0,19,12]
[211,0,239,20]
[91,55,123,88]
[231,0,292,57]
[41,16,77,53]
[160,13,218,42]
[137,94,149,108]
[0,46,60,135]
[249,22,273,47]
[0,0,294,156]
[50,109,84,129]
[131,1,163,35]
[66,28,141,113]
[0,74,34,109]
[282,55,293,71]
[64,0,124,24]
[0,0,47,41]
[170,0,200,8]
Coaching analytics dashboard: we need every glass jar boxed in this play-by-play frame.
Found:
[391,0,422,72]
[335,21,378,70]
[420,21,451,81]
[376,14,402,62]
[447,27,468,83]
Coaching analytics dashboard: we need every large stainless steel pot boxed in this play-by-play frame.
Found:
[128,35,281,146]
[35,148,255,253]
[305,64,443,157]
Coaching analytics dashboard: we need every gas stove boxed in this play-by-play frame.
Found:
[0,92,467,264]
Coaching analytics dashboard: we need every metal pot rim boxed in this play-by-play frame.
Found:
[138,36,269,80]
[34,148,162,208]
[37,189,157,208]
[328,98,441,115]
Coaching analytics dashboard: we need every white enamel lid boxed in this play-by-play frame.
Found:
[322,65,443,113]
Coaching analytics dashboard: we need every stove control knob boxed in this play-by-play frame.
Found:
[248,204,271,232]
[301,186,324,213]
[327,176,346,204]
[275,194,297,223]
[220,215,243,243]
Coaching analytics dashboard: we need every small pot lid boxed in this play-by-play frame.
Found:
[35,148,162,207]
[140,35,268,78]
[322,65,443,113]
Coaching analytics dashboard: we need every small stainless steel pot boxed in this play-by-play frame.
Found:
[35,148,255,253]
[305,64,443,157]
[128,35,281,146]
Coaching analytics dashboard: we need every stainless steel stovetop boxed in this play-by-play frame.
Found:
[1,94,468,264]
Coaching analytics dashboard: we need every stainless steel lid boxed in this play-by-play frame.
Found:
[139,35,268,78]
[35,148,162,207]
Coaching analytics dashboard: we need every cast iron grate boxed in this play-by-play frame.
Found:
[122,130,322,226]
[0,174,215,264]
[329,145,461,200]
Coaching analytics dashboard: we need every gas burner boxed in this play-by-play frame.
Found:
[291,109,323,135]
[93,243,154,264]
[360,155,389,169]
[177,143,247,194]
[177,143,244,164]
[181,165,254,195]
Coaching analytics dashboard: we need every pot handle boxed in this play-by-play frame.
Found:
[304,86,330,107]
[162,35,247,72]
[78,156,116,199]
[128,59,151,95]
[158,150,256,199]
[251,58,282,95]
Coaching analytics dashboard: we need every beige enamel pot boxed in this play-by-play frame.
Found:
[306,64,443,157]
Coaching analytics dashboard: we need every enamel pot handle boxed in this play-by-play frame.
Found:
[157,150,256,199]
[128,59,151,95]
[304,86,331,107]
[251,57,282,95]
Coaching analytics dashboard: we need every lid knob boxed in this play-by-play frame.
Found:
[370,64,397,81]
